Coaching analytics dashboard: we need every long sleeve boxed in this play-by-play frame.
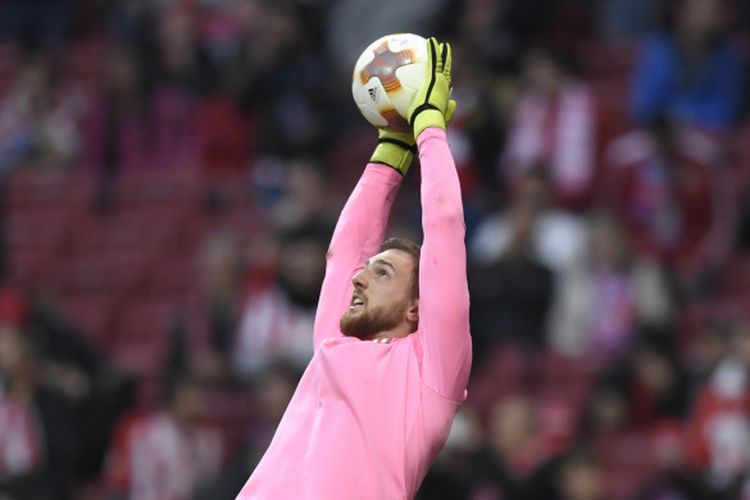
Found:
[416,128,472,401]
[313,163,403,350]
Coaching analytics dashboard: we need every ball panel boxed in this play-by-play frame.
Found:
[385,33,426,55]
[351,77,366,106]
[395,63,427,92]
[360,105,389,128]
[380,108,411,133]
[352,46,376,85]
[391,63,427,117]
[353,76,390,128]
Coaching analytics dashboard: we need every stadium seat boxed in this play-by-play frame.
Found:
[116,170,203,209]
[5,250,54,290]
[57,251,152,297]
[5,170,96,211]
[147,255,198,298]
[4,208,72,254]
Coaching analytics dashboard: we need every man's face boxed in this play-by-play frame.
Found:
[340,249,418,339]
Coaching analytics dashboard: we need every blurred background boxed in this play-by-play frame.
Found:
[0,0,749,499]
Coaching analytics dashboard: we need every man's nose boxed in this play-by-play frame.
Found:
[352,269,368,288]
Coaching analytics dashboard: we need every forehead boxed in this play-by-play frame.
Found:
[368,249,415,270]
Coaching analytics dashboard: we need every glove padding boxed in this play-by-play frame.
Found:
[369,128,416,176]
[407,37,456,140]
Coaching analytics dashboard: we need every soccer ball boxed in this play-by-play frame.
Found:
[351,33,428,133]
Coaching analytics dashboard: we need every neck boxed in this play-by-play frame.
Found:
[371,322,413,341]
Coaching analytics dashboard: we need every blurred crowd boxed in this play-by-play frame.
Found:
[0,0,750,499]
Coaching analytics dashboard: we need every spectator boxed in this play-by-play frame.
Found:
[155,3,217,97]
[196,231,247,372]
[548,211,673,360]
[193,359,302,500]
[630,0,745,131]
[685,318,750,498]
[684,313,733,386]
[557,449,605,500]
[103,371,223,500]
[597,337,690,430]
[471,167,588,275]
[634,421,695,500]
[0,306,79,499]
[85,35,204,179]
[469,396,560,499]
[148,3,208,170]
[416,408,483,500]
[231,220,330,380]
[469,180,554,356]
[164,230,248,384]
[502,46,597,209]
[268,158,341,231]
[604,116,734,290]
[28,290,136,485]
[226,1,331,156]
[0,323,48,498]
[0,51,86,174]
[83,45,155,176]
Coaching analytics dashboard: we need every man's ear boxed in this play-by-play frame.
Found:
[407,299,419,331]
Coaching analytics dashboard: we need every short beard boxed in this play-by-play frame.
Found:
[339,303,406,339]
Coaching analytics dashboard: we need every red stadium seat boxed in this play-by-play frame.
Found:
[5,250,55,290]
[109,300,182,378]
[540,351,596,406]
[116,170,203,209]
[109,338,170,380]
[5,170,95,211]
[68,209,186,259]
[57,251,152,297]
[147,255,198,298]
[111,300,182,345]
[4,208,72,254]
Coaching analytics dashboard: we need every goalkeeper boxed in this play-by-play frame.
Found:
[236,37,472,500]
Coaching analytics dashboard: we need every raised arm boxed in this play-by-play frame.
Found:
[405,37,470,401]
[416,128,472,401]
[313,163,403,350]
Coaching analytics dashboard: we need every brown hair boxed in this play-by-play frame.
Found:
[380,237,421,299]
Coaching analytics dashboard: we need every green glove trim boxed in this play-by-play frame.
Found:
[369,137,416,176]
[408,38,452,140]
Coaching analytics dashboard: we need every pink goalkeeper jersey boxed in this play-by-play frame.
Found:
[236,128,472,500]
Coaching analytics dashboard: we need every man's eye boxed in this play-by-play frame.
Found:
[377,269,388,276]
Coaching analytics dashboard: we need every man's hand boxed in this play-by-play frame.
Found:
[369,128,416,176]
[407,37,456,140]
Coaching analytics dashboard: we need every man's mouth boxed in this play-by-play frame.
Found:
[349,293,365,310]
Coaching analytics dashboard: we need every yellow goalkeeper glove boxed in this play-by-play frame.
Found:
[369,128,416,176]
[408,37,456,140]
